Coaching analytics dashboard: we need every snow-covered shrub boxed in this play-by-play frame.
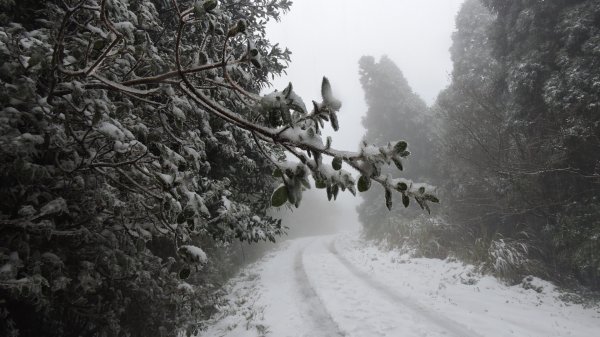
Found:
[470,232,540,283]
[379,215,457,259]
[486,236,530,280]
[0,0,292,336]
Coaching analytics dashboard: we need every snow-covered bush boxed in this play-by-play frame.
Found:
[468,232,540,283]
[377,215,457,259]
[485,236,531,281]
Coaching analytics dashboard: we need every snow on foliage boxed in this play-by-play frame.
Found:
[178,245,208,265]
[0,0,293,336]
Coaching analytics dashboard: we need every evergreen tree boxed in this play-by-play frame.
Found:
[357,56,437,241]
[436,0,510,242]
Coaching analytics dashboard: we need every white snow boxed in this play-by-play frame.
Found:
[280,125,325,149]
[178,282,195,294]
[97,121,128,141]
[198,233,600,337]
[179,245,208,264]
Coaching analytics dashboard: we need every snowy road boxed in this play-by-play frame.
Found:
[200,233,600,337]
[322,241,481,337]
[292,245,344,337]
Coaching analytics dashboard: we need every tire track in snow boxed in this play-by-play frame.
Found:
[327,239,482,337]
[294,242,346,337]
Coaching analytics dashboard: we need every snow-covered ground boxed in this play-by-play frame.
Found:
[198,233,600,337]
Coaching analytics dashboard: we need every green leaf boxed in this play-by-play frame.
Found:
[394,140,408,153]
[236,19,247,33]
[326,186,333,201]
[415,197,425,210]
[424,194,439,203]
[392,157,403,171]
[271,185,288,207]
[357,175,371,192]
[402,194,410,208]
[415,197,429,213]
[396,182,408,192]
[332,185,339,200]
[282,82,293,98]
[418,186,425,194]
[321,77,332,101]
[326,136,332,149]
[399,150,411,158]
[315,180,327,189]
[203,0,218,11]
[330,112,339,131]
[179,268,191,280]
[272,168,283,177]
[385,189,392,210]
[332,156,342,170]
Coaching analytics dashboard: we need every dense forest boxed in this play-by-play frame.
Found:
[359,0,600,289]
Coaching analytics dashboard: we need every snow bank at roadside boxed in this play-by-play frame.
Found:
[198,238,333,337]
[333,232,600,337]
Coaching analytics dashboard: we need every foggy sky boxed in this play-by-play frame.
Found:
[266,0,464,234]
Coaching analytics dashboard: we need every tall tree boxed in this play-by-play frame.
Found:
[357,56,436,240]
[436,0,510,239]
